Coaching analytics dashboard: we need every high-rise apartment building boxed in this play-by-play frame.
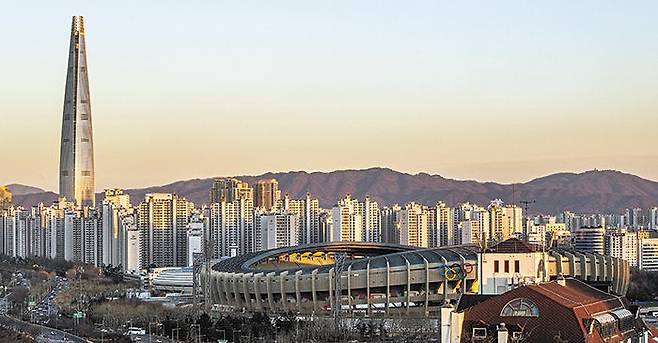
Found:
[123,216,141,274]
[605,228,638,267]
[429,202,453,247]
[650,207,658,230]
[488,200,522,242]
[318,210,333,243]
[329,194,380,243]
[460,220,484,246]
[398,202,429,247]
[209,197,255,257]
[102,189,131,267]
[261,213,298,250]
[639,238,658,272]
[254,179,281,211]
[59,16,96,207]
[573,226,606,255]
[209,178,253,204]
[504,205,523,236]
[0,186,12,211]
[186,220,204,267]
[360,196,381,243]
[277,193,321,244]
[380,205,401,244]
[136,193,194,268]
[330,194,363,242]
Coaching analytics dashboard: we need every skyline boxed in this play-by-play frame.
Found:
[2,1,658,190]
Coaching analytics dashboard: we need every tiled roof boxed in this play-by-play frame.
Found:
[460,278,634,343]
[528,279,624,311]
[455,294,495,312]
[487,238,543,253]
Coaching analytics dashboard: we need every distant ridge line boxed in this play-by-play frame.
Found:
[9,168,658,214]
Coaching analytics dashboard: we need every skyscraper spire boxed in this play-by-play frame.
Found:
[59,16,96,207]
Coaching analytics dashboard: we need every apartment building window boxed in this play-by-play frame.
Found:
[504,260,510,273]
[494,260,499,273]
[514,260,520,273]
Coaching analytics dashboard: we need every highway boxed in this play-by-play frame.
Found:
[30,276,67,325]
[0,314,87,343]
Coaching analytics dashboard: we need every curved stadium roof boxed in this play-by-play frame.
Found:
[212,241,480,275]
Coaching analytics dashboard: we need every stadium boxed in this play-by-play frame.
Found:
[202,239,630,318]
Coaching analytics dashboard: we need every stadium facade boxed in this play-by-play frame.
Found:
[202,239,630,318]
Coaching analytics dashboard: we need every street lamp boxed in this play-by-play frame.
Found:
[149,322,153,343]
[190,323,201,343]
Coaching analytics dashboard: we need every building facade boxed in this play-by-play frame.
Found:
[59,16,96,207]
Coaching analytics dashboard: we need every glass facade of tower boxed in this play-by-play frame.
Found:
[59,16,96,207]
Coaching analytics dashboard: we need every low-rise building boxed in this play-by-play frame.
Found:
[448,278,648,343]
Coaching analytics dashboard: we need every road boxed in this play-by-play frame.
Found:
[30,275,68,325]
[129,333,178,343]
[0,314,87,343]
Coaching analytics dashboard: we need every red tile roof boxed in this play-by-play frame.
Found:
[460,278,635,343]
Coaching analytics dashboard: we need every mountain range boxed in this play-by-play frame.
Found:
[7,168,658,214]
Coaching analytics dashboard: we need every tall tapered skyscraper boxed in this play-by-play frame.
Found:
[59,16,96,207]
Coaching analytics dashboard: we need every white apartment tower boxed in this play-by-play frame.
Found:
[261,213,298,250]
[605,228,639,267]
[330,194,363,242]
[399,202,429,247]
[136,193,194,268]
[639,238,658,272]
[360,196,381,243]
[429,202,453,247]
[209,197,255,258]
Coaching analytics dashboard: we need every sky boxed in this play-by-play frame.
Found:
[1,1,658,191]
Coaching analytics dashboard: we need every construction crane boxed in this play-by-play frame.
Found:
[520,200,535,216]
[520,199,536,241]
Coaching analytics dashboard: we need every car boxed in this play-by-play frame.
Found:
[127,327,146,335]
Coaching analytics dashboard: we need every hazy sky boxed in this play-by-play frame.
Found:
[2,1,658,191]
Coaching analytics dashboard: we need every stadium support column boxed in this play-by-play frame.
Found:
[550,251,564,276]
[422,255,430,317]
[295,270,302,313]
[439,254,449,301]
[242,273,252,311]
[266,272,275,311]
[385,258,390,317]
[328,267,334,315]
[232,274,241,307]
[347,265,353,316]
[311,269,318,313]
[254,273,263,311]
[279,271,289,312]
[366,260,371,317]
[405,256,411,314]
